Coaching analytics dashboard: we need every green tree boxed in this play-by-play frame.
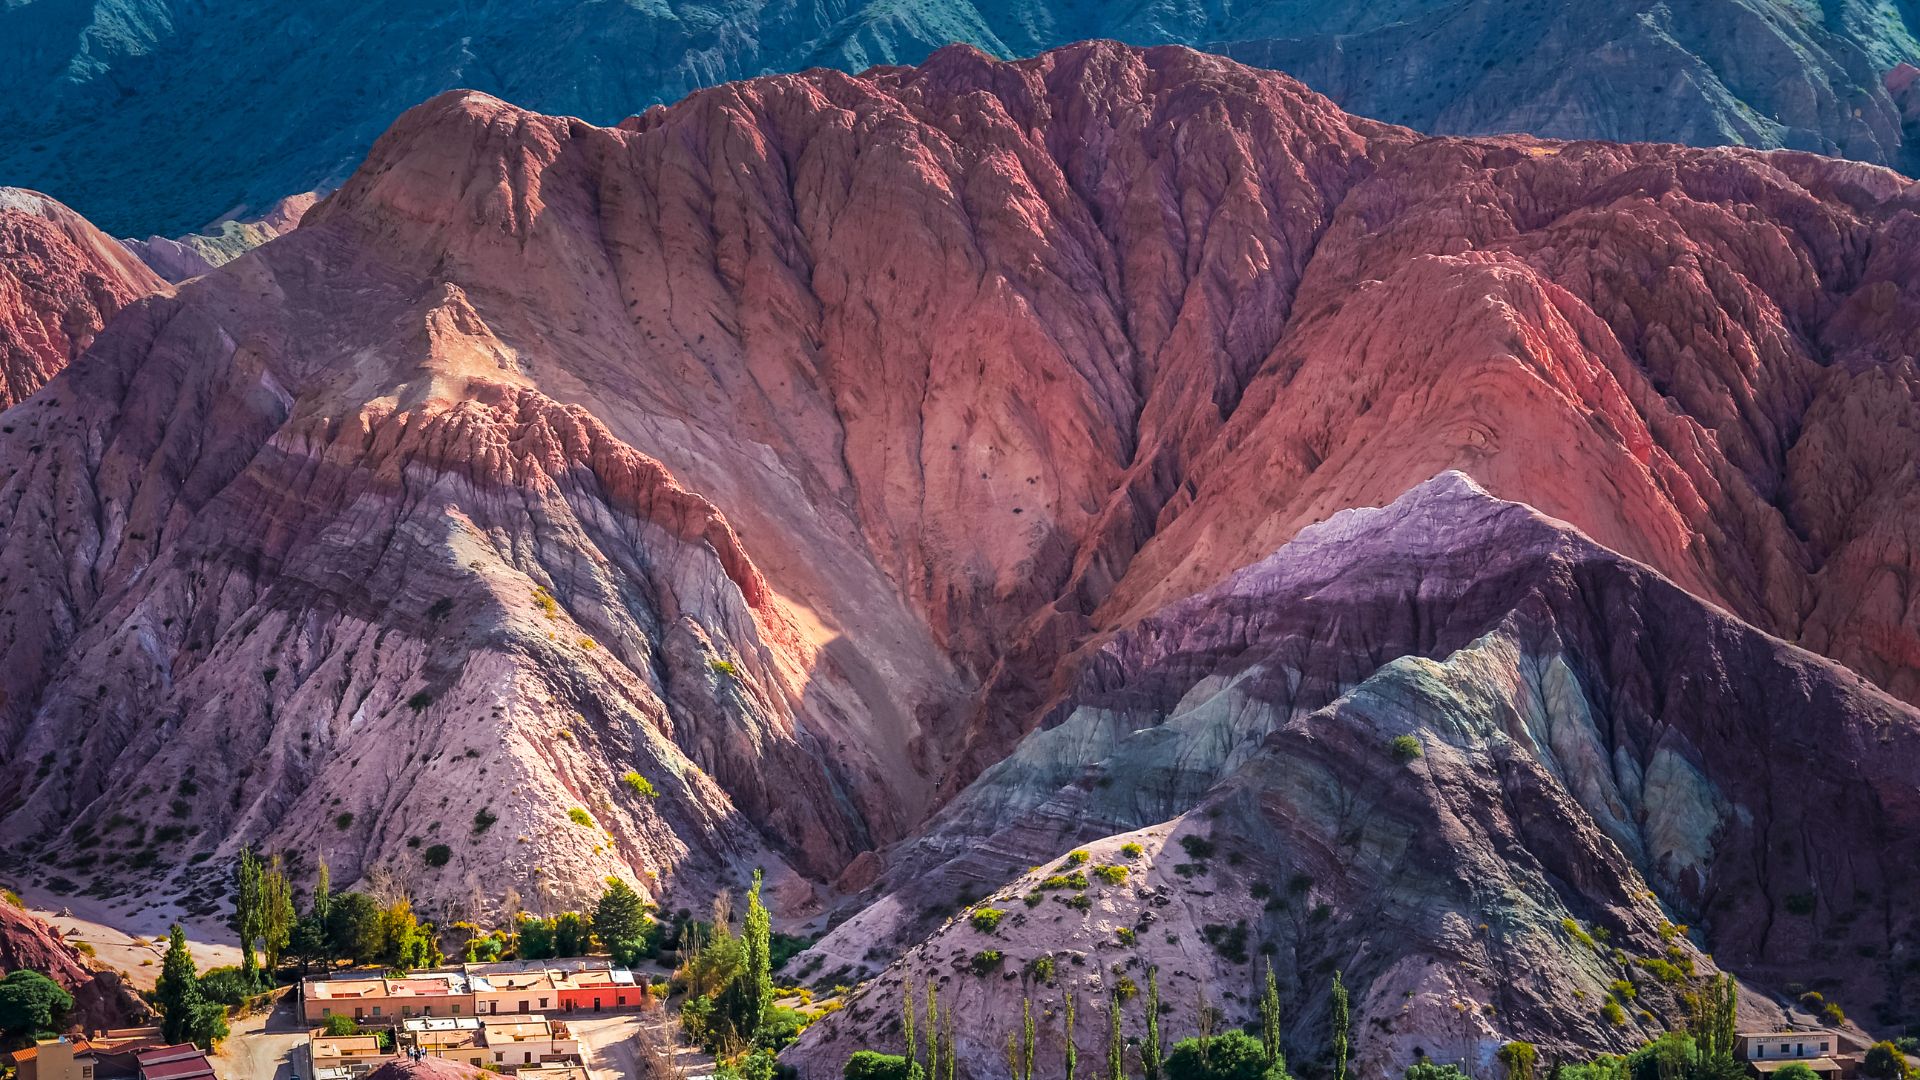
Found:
[312,857,332,924]
[1863,1043,1915,1080]
[325,892,381,964]
[1406,1064,1474,1080]
[518,915,558,960]
[1165,1031,1289,1080]
[1499,1044,1538,1080]
[926,981,942,1080]
[1144,967,1162,1080]
[593,879,653,967]
[1689,975,1737,1068]
[231,848,263,982]
[720,871,773,1043]
[553,911,590,958]
[261,855,296,972]
[155,925,226,1049]
[320,1014,359,1037]
[1330,971,1350,1080]
[286,915,329,975]
[1260,961,1282,1065]
[846,1051,917,1080]
[1022,995,1036,1080]
[0,970,73,1040]
[1064,986,1078,1080]
[1772,1066,1820,1080]
[904,973,918,1068]
[1107,992,1125,1080]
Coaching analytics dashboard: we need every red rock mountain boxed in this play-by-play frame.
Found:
[0,898,153,1033]
[0,189,168,410]
[1,42,1917,1064]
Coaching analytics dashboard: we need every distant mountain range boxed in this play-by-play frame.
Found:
[2,0,1915,236]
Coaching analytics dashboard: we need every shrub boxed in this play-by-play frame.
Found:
[1389,734,1424,763]
[1560,918,1596,949]
[1119,842,1143,859]
[1178,835,1217,859]
[321,1014,359,1037]
[405,691,433,711]
[1200,922,1249,964]
[969,950,1004,975]
[709,658,739,677]
[1093,864,1128,885]
[1773,1067,1821,1080]
[970,908,1006,933]
[1038,872,1088,891]
[1027,955,1056,982]
[473,808,498,833]
[1819,1002,1846,1026]
[533,586,559,617]
[1163,1030,1285,1080]
[1114,975,1138,999]
[567,808,594,827]
[1862,1043,1912,1080]
[845,1051,915,1080]
[1116,927,1136,946]
[1064,850,1090,867]
[1608,979,1635,1001]
[1602,1001,1626,1026]
[334,812,354,830]
[621,771,659,798]
[1407,1065,1475,1080]
[423,844,452,868]
[1023,893,1044,908]
[1064,894,1092,911]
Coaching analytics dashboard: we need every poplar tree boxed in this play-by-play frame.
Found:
[1260,960,1282,1065]
[312,857,332,923]
[1064,986,1078,1080]
[1107,992,1124,1080]
[905,973,919,1067]
[1022,996,1036,1080]
[232,848,263,982]
[262,855,296,971]
[1143,967,1161,1080]
[926,982,941,1080]
[720,870,772,1043]
[1330,971,1350,1080]
[941,1006,957,1080]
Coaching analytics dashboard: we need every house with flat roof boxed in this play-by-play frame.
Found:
[399,1015,488,1068]
[302,970,475,1024]
[471,970,560,1016]
[478,1015,582,1071]
[309,1033,389,1076]
[518,1067,593,1080]
[1737,1031,1845,1080]
[554,965,647,1012]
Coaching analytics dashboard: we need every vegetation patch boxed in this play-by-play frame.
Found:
[621,771,659,798]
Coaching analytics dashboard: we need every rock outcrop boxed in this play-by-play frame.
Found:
[0,896,153,1032]
[0,1,1913,236]
[121,192,318,283]
[1,42,1918,1060]
[789,475,1920,1076]
[0,188,168,409]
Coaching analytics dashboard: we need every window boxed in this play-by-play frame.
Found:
[322,1008,332,1018]
[1820,1044,1829,1053]
[373,1006,382,1017]
[539,998,549,1008]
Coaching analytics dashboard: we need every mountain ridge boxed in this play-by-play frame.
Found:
[1,1,1915,236]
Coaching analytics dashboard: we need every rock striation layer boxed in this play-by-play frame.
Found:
[0,1,1913,236]
[0,188,168,409]
[790,475,1920,1077]
[1,43,1918,1058]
